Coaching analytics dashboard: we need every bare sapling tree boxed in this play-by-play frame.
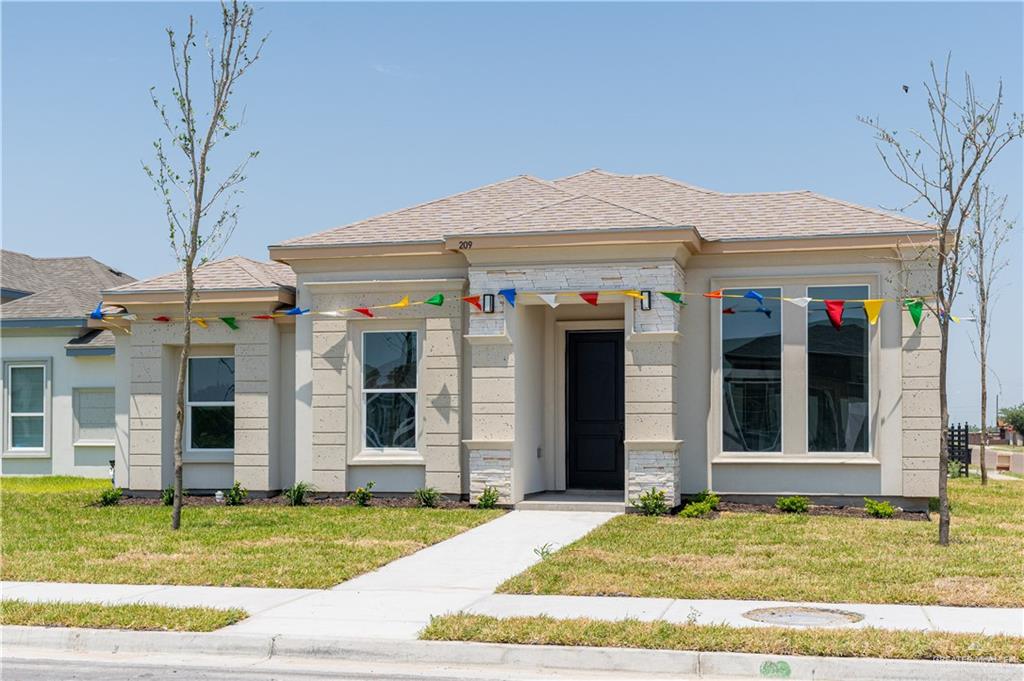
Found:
[860,56,1022,545]
[143,1,267,529]
[966,187,1014,486]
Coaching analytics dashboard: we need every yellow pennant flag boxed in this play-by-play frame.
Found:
[863,300,884,326]
[193,317,208,329]
[623,290,644,300]
[388,295,410,309]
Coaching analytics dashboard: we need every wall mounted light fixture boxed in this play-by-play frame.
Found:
[640,290,652,311]
[482,294,495,313]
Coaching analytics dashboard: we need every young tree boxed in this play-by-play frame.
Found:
[966,187,1014,485]
[860,57,1022,545]
[144,1,267,529]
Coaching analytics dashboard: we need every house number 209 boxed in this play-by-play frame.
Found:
[458,240,473,250]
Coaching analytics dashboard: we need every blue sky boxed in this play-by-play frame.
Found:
[3,1,1022,421]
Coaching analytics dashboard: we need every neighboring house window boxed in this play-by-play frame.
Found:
[7,363,46,451]
[807,285,870,452]
[73,388,115,444]
[187,357,235,450]
[363,331,417,449]
[722,288,782,452]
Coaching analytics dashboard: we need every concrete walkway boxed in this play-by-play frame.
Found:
[3,508,1023,639]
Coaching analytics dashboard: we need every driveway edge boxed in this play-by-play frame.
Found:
[2,625,1020,681]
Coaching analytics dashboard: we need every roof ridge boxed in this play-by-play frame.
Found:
[470,192,673,233]
[470,194,582,230]
[803,192,934,227]
[230,256,272,286]
[276,175,540,246]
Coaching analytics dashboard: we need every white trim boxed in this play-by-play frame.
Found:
[5,361,49,454]
[306,278,466,293]
[185,356,235,454]
[357,329,421,459]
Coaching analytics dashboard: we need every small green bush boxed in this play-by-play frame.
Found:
[775,495,810,514]
[679,499,715,518]
[161,485,189,506]
[692,489,720,509]
[283,481,314,506]
[476,486,500,509]
[98,487,122,506]
[414,487,441,508]
[864,497,895,518]
[348,480,375,507]
[631,488,669,516]
[928,497,953,514]
[224,481,248,506]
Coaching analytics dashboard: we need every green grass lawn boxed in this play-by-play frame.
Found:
[500,478,1023,607]
[0,477,501,588]
[0,599,246,631]
[422,614,1024,664]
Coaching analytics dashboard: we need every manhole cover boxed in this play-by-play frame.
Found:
[743,606,864,627]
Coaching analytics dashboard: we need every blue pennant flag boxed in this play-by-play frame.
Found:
[756,305,772,319]
[498,288,517,307]
[285,307,310,316]
[89,302,104,320]
[744,290,765,305]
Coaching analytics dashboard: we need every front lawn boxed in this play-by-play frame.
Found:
[0,477,502,588]
[500,478,1023,607]
[422,614,1024,664]
[0,599,246,632]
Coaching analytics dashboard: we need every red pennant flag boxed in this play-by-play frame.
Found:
[252,314,275,320]
[704,290,724,299]
[825,300,845,330]
[722,307,735,315]
[462,295,482,311]
[580,292,600,306]
[153,316,172,322]
[354,307,374,318]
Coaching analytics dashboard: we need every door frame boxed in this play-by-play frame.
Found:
[553,320,625,491]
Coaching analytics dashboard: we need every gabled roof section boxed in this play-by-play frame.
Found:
[468,194,675,235]
[106,256,295,294]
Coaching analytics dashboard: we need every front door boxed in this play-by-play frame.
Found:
[566,330,624,490]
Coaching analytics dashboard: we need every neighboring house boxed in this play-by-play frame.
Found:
[0,250,135,477]
[104,169,941,509]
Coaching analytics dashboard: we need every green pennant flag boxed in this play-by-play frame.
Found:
[424,293,445,306]
[220,317,239,330]
[660,291,684,304]
[905,299,923,328]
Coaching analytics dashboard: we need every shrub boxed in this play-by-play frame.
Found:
[476,486,500,509]
[224,481,248,506]
[348,480,375,507]
[631,488,669,516]
[98,487,122,506]
[679,499,715,518]
[775,495,810,514]
[161,485,189,506]
[864,497,895,518]
[692,489,720,509]
[283,481,314,506]
[414,487,441,508]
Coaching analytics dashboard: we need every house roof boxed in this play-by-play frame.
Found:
[0,250,134,322]
[275,169,933,249]
[105,256,296,295]
[65,328,116,356]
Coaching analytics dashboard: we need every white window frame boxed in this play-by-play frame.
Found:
[360,330,419,455]
[6,361,48,454]
[805,284,872,456]
[185,356,235,454]
[72,387,116,447]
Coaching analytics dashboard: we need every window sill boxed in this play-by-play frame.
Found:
[2,450,49,459]
[712,454,879,465]
[183,450,234,464]
[73,441,115,448]
[351,451,425,466]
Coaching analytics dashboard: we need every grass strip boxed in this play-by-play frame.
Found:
[0,599,247,632]
[422,614,1024,664]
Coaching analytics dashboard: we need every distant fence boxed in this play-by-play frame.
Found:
[948,422,971,478]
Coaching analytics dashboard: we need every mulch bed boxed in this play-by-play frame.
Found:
[712,501,928,521]
[117,494,476,509]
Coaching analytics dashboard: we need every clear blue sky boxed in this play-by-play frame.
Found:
[3,1,1022,422]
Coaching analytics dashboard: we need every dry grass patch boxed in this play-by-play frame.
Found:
[0,477,502,588]
[0,599,246,632]
[500,478,1024,606]
[422,614,1024,664]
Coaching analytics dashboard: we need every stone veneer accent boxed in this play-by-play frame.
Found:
[469,448,512,503]
[626,448,681,504]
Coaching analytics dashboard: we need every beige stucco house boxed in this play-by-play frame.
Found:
[103,170,942,509]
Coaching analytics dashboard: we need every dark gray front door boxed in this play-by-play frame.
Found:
[566,330,624,490]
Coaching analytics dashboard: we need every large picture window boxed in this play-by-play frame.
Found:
[807,285,869,452]
[7,363,46,450]
[363,331,417,449]
[722,288,782,452]
[187,357,234,450]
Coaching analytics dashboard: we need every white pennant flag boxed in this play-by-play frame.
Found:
[320,310,343,317]
[537,293,560,308]
[787,297,812,308]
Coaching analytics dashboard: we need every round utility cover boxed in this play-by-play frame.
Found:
[742,606,863,627]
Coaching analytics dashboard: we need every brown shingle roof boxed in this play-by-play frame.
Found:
[105,256,295,294]
[0,250,134,321]
[275,169,932,249]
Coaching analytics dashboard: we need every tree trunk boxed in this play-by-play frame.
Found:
[979,319,988,486]
[171,256,195,530]
[935,247,951,546]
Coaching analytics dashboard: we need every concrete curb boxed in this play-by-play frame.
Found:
[3,625,1021,681]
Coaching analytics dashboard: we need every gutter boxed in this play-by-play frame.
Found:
[0,317,87,329]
